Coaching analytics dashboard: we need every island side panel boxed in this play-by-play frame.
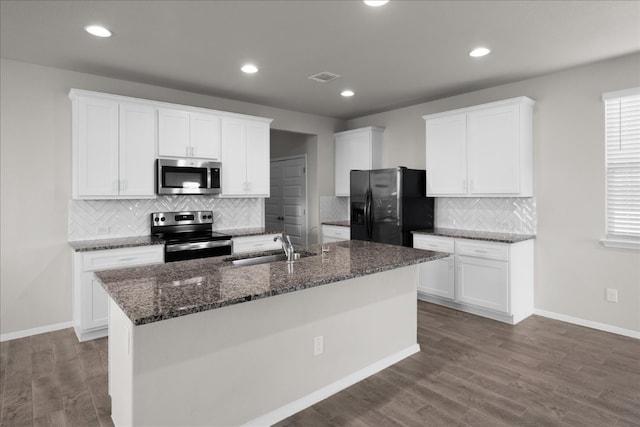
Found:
[125,265,419,426]
[108,299,134,427]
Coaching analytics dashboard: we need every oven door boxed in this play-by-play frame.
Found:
[164,240,233,262]
[156,159,221,195]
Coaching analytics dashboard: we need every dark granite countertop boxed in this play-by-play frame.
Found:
[412,228,535,244]
[69,228,284,252]
[321,220,350,227]
[69,236,165,252]
[94,240,447,326]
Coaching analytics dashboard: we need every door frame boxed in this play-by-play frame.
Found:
[269,154,309,246]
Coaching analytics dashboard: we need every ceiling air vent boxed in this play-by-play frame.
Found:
[308,72,342,83]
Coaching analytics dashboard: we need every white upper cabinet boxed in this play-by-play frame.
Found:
[425,114,467,195]
[221,117,271,197]
[71,89,273,199]
[423,97,534,197]
[119,102,156,197]
[334,126,384,196]
[158,108,220,160]
[72,92,156,199]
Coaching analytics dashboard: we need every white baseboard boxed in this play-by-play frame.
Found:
[534,309,640,339]
[0,321,74,342]
[243,343,421,427]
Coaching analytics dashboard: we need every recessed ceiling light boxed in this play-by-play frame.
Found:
[341,90,355,97]
[241,64,259,74]
[469,47,491,58]
[85,25,112,38]
[364,0,389,6]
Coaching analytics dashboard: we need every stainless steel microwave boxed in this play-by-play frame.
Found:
[156,159,222,195]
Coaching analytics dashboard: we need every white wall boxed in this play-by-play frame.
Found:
[347,53,640,334]
[0,58,344,336]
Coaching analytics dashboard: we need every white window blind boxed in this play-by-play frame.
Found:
[602,87,640,248]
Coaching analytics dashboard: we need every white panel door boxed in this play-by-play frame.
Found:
[158,108,190,157]
[190,112,220,160]
[266,157,307,245]
[245,121,270,196]
[220,117,247,195]
[456,255,509,313]
[119,102,156,197]
[425,113,467,196]
[467,104,520,194]
[77,96,119,197]
[265,161,284,233]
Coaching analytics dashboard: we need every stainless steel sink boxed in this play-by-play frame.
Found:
[225,251,315,267]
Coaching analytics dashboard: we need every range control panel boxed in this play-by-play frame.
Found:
[151,211,213,227]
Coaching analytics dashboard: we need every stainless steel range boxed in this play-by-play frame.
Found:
[151,211,232,262]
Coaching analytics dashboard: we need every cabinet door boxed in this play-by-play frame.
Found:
[245,121,270,196]
[334,131,371,196]
[456,255,509,313]
[158,108,190,157]
[77,97,119,197]
[82,272,109,331]
[417,256,455,299]
[119,102,156,197]
[190,112,221,160]
[467,104,520,194]
[220,117,248,195]
[425,113,467,196]
[232,234,282,254]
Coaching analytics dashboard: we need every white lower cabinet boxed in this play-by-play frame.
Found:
[73,245,164,342]
[321,224,350,243]
[456,255,509,313]
[232,234,283,254]
[413,234,533,324]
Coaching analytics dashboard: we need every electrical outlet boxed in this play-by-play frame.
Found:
[313,336,324,356]
[606,288,618,303]
[96,226,110,235]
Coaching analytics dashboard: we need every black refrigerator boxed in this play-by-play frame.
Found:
[350,167,434,247]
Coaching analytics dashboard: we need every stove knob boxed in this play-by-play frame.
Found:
[160,217,165,222]
[154,218,159,222]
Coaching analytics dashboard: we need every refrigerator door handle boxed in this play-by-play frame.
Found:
[366,188,374,239]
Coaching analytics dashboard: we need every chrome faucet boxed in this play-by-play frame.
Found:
[274,234,295,262]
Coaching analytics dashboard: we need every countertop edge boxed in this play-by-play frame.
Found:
[412,228,536,244]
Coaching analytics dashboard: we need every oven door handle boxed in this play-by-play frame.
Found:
[165,240,233,252]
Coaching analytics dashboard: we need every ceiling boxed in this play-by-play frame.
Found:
[1,1,639,120]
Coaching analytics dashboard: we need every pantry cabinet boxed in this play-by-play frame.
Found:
[221,117,271,197]
[413,234,534,325]
[424,97,534,197]
[334,127,384,196]
[71,92,156,199]
[72,245,164,341]
[158,108,221,160]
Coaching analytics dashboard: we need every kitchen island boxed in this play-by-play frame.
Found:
[95,240,446,426]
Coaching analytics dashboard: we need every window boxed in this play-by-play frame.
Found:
[602,87,640,249]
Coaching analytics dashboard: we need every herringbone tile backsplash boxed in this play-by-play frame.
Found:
[69,196,264,240]
[435,197,536,234]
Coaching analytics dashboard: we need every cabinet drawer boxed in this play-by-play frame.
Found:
[413,235,454,253]
[322,225,350,241]
[82,245,164,271]
[455,240,509,261]
[233,234,282,254]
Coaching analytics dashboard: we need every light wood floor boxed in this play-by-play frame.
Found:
[1,301,639,426]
